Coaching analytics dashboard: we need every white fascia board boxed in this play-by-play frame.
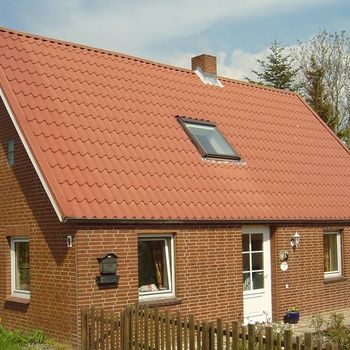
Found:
[0,88,64,222]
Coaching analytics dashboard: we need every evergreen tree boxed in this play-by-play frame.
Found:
[246,40,296,90]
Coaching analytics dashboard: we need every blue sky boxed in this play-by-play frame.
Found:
[1,0,349,79]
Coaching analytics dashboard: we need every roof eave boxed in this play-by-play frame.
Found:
[64,217,350,227]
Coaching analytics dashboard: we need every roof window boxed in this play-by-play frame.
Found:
[177,117,240,160]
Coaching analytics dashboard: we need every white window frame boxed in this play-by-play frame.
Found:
[138,234,175,300]
[324,232,342,279]
[11,237,30,299]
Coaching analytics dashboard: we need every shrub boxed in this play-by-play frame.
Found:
[323,313,350,350]
[310,312,350,350]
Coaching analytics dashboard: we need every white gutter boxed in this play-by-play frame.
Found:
[0,88,64,222]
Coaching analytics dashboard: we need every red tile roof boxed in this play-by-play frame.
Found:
[1,27,350,222]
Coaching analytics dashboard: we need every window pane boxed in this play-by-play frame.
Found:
[252,252,263,270]
[324,234,339,272]
[15,241,30,291]
[7,140,15,166]
[242,253,250,271]
[242,235,249,252]
[251,234,263,251]
[252,271,264,290]
[185,123,237,157]
[243,273,251,291]
[138,239,170,292]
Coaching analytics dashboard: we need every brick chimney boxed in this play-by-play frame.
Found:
[191,54,217,75]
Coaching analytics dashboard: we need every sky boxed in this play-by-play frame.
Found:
[0,0,349,80]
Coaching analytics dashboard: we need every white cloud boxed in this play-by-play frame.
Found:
[218,49,269,80]
[20,0,332,55]
[4,0,332,82]
[164,48,269,81]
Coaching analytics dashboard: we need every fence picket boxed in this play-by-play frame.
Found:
[134,304,139,350]
[189,315,195,350]
[144,306,149,350]
[172,314,176,350]
[210,322,215,350]
[217,319,223,350]
[248,324,255,350]
[96,309,101,350]
[161,311,165,350]
[305,333,313,350]
[196,321,201,350]
[100,309,105,350]
[258,328,263,350]
[276,331,282,350]
[81,309,87,350]
[177,311,182,350]
[202,322,209,350]
[80,306,338,350]
[116,313,120,350]
[231,321,239,350]
[150,309,154,350]
[155,308,160,350]
[284,330,292,350]
[91,308,96,350]
[225,323,230,350]
[241,325,246,350]
[110,313,116,350]
[183,315,188,350]
[165,310,171,350]
[295,335,301,350]
[265,326,273,350]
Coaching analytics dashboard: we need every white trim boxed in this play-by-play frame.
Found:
[324,232,342,279]
[138,234,175,300]
[0,88,64,222]
[11,237,30,299]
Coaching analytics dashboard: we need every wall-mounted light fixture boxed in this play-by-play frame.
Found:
[290,232,300,250]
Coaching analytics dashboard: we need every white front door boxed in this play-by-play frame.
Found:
[242,225,272,324]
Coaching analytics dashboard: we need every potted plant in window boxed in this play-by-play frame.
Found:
[284,307,300,324]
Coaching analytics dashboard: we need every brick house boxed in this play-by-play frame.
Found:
[1,27,350,348]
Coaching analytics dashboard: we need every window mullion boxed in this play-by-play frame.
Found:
[249,234,253,291]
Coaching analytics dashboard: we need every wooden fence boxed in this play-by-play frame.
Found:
[81,305,337,350]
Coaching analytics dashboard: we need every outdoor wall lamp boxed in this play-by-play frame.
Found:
[290,232,300,250]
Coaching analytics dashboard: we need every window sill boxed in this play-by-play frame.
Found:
[324,276,348,284]
[5,296,30,305]
[139,297,182,308]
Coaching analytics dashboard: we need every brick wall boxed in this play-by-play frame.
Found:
[191,54,217,75]
[76,226,243,322]
[272,225,350,320]
[0,98,78,345]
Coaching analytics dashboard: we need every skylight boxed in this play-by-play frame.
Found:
[177,117,240,160]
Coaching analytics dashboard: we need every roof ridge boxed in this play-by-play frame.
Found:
[0,26,297,97]
[0,26,195,75]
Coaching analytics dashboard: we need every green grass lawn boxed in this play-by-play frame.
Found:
[0,325,72,350]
